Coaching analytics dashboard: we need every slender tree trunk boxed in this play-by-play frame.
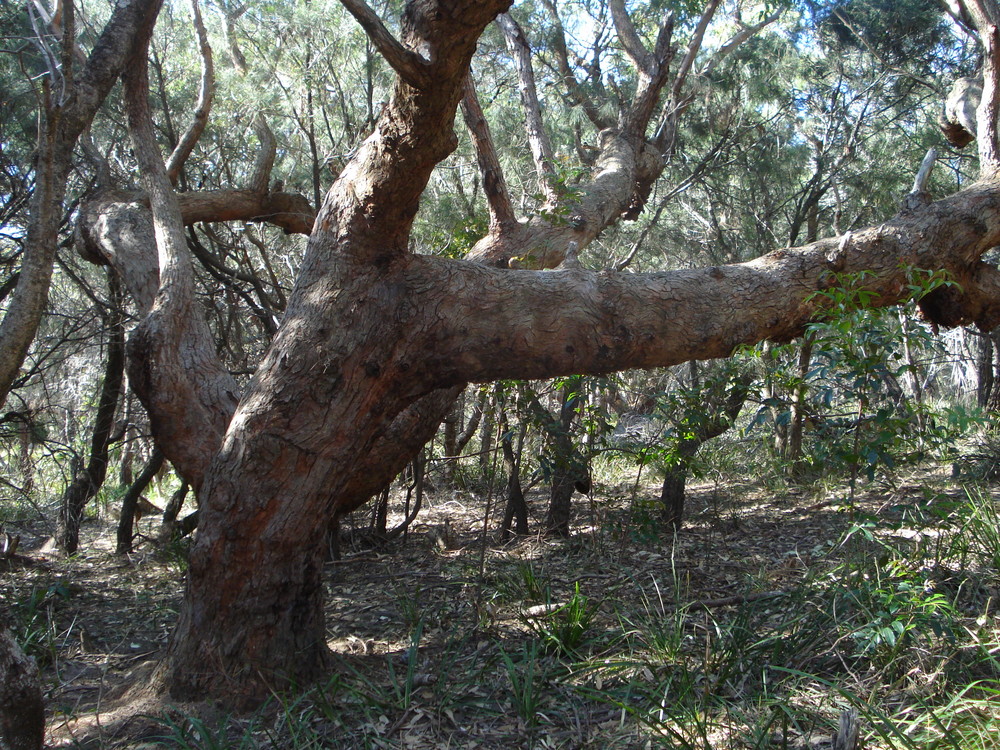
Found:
[977,330,994,407]
[478,387,498,478]
[499,417,528,540]
[56,272,126,552]
[158,482,190,541]
[660,377,750,529]
[441,393,460,484]
[116,447,165,554]
[786,334,813,475]
[660,440,700,530]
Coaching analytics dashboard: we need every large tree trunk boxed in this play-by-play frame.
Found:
[73,0,1000,709]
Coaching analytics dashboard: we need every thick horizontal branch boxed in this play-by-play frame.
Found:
[176,190,314,234]
[416,179,1000,385]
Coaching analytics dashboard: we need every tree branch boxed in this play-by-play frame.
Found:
[123,21,238,491]
[165,0,214,185]
[538,0,613,130]
[460,75,517,230]
[429,181,1000,386]
[0,0,164,408]
[496,13,559,202]
[339,0,432,88]
[247,114,277,195]
[609,0,652,70]
[654,0,721,152]
[979,23,1000,176]
[699,9,783,80]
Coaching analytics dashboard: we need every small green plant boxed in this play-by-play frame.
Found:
[517,561,547,603]
[836,523,958,669]
[621,574,689,663]
[386,619,425,710]
[500,641,544,731]
[957,487,1000,577]
[13,582,70,668]
[523,582,596,657]
[152,712,257,750]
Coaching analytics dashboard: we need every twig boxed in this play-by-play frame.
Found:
[687,590,786,610]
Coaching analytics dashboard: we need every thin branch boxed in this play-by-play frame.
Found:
[495,13,559,202]
[670,0,721,104]
[912,147,938,194]
[165,0,215,185]
[460,74,516,229]
[653,0,722,151]
[538,0,613,129]
[339,0,431,88]
[700,9,783,80]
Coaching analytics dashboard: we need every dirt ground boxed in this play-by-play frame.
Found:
[0,468,985,748]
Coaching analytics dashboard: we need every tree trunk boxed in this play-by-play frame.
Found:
[0,626,44,750]
[116,447,165,554]
[786,334,814,475]
[499,419,528,540]
[56,272,126,553]
[158,482,190,542]
[660,376,750,529]
[77,0,1000,709]
[478,387,498,478]
[0,0,165,408]
[546,472,577,537]
[660,441,700,530]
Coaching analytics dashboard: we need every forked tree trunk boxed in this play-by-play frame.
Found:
[88,0,1000,708]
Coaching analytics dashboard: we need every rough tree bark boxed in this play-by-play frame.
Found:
[67,0,1000,708]
[0,624,44,750]
[0,0,164,408]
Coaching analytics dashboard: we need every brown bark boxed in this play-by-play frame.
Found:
[75,0,1000,709]
[116,447,165,554]
[56,272,126,553]
[499,416,528,539]
[0,0,164,407]
[0,626,44,750]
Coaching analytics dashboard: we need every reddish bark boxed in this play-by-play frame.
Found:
[70,0,1000,707]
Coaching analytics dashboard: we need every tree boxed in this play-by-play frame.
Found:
[13,0,1000,708]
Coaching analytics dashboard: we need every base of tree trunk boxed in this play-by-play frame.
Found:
[0,626,45,750]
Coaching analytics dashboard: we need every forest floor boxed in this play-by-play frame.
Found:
[2,467,999,749]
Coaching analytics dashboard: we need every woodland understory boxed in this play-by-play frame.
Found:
[5,464,1000,749]
[6,0,1000,746]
